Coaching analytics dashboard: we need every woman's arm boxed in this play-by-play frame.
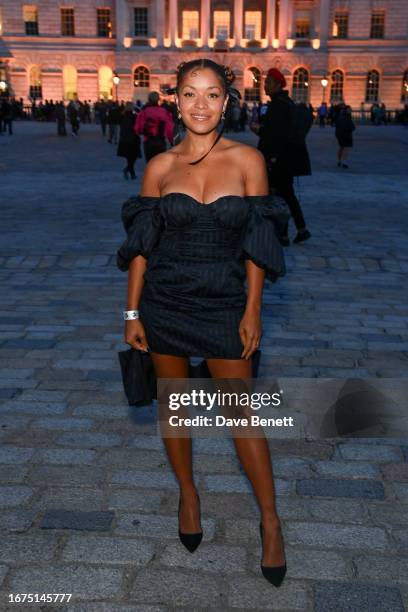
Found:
[125,156,163,351]
[239,148,270,360]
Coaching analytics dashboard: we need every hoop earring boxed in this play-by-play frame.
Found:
[177,110,182,119]
[221,110,226,121]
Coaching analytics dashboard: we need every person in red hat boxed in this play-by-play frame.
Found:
[254,67,312,245]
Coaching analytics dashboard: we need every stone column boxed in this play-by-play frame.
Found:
[278,0,289,47]
[265,0,275,47]
[156,0,165,46]
[319,0,330,47]
[115,0,129,45]
[200,0,210,46]
[234,0,243,46]
[169,0,178,46]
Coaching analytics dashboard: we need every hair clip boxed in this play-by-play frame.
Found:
[176,61,186,73]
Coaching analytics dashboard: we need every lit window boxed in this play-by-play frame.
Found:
[244,11,261,40]
[63,65,77,100]
[330,69,344,103]
[332,11,348,38]
[244,66,261,102]
[292,67,309,103]
[365,70,380,103]
[134,7,148,36]
[134,66,149,88]
[24,5,39,36]
[29,65,42,99]
[214,11,230,40]
[295,18,310,38]
[294,10,311,38]
[61,8,75,36]
[370,10,385,39]
[182,11,199,39]
[97,8,112,38]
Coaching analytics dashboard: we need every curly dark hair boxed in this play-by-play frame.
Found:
[175,58,236,94]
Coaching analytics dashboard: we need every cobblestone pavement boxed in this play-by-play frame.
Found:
[0,122,407,611]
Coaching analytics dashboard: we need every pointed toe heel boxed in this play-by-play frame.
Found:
[261,562,287,587]
[178,495,203,553]
[260,522,287,587]
[178,529,203,553]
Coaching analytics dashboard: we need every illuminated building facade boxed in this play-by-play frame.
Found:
[0,0,407,108]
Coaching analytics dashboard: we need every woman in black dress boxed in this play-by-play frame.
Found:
[335,104,356,169]
[117,59,287,587]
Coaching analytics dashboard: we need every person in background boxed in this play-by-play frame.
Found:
[134,91,174,162]
[231,102,241,132]
[379,103,387,125]
[55,101,67,136]
[0,97,13,135]
[117,102,142,180]
[317,102,328,127]
[67,100,80,137]
[107,101,121,144]
[253,67,312,246]
[97,100,108,136]
[335,104,356,169]
[239,102,248,131]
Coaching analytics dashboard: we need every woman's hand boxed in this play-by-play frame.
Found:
[124,319,149,352]
[239,306,262,360]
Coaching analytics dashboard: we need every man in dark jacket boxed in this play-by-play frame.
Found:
[255,68,312,245]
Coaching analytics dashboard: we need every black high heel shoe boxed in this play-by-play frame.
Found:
[178,494,203,553]
[259,522,287,587]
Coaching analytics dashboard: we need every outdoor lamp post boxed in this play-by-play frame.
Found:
[321,76,329,103]
[112,72,120,102]
[0,80,7,94]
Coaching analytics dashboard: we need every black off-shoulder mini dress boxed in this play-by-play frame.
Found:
[117,192,287,359]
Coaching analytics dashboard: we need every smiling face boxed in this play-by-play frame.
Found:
[176,66,229,134]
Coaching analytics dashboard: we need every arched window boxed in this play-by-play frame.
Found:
[134,66,149,88]
[29,65,42,100]
[244,66,261,102]
[292,67,309,103]
[330,69,344,103]
[365,69,380,103]
[401,70,408,103]
[99,66,113,99]
[63,65,77,100]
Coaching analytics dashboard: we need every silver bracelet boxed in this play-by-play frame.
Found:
[123,310,139,320]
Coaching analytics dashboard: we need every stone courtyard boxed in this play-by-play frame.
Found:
[0,121,408,611]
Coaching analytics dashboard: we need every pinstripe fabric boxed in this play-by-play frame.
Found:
[116,192,286,358]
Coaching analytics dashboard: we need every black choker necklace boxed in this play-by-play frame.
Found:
[188,123,225,166]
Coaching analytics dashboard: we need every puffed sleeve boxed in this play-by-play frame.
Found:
[242,195,290,282]
[116,195,162,271]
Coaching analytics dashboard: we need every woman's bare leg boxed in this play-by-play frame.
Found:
[150,352,201,534]
[206,357,285,567]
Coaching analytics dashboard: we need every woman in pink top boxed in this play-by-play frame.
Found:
[134,91,174,161]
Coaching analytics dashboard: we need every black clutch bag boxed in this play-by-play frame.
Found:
[118,348,262,406]
[118,349,157,406]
